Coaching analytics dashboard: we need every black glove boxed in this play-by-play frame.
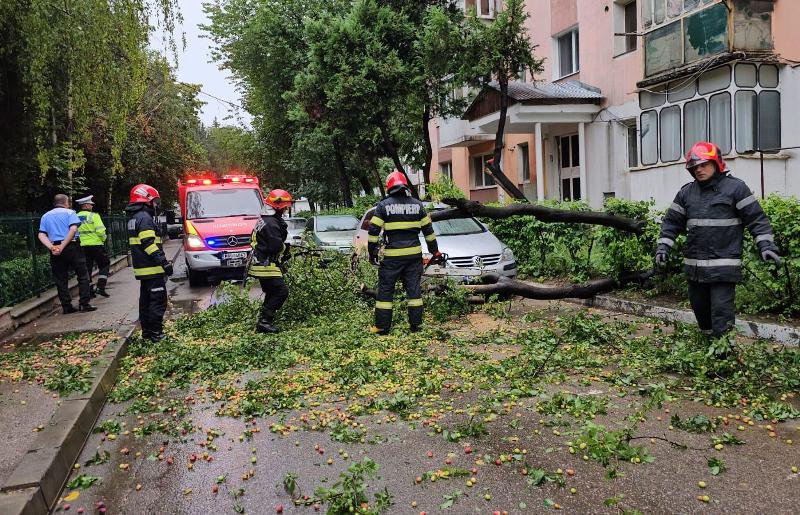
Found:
[369,252,380,266]
[163,262,174,276]
[654,247,669,269]
[761,249,781,265]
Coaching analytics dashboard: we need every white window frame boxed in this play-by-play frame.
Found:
[439,161,453,181]
[471,153,496,189]
[637,61,780,167]
[476,0,495,19]
[613,0,638,57]
[554,27,580,80]
[518,143,531,183]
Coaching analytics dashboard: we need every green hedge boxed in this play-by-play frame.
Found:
[484,195,800,319]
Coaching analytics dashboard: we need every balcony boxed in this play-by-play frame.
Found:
[438,116,493,148]
[642,0,775,80]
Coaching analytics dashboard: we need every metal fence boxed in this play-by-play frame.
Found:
[0,214,129,307]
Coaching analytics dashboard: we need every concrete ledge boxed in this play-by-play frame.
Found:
[0,254,129,338]
[0,487,48,515]
[0,323,137,512]
[577,294,799,346]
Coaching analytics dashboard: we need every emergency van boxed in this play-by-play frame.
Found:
[178,174,264,286]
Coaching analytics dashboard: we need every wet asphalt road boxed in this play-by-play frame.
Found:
[52,286,800,514]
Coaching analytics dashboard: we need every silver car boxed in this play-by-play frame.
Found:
[353,205,517,279]
[285,217,307,244]
[305,215,359,253]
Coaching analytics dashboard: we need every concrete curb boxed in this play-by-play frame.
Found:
[0,323,137,513]
[0,254,130,339]
[0,242,183,514]
[576,294,799,346]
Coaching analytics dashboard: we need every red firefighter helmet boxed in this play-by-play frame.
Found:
[685,141,727,173]
[385,171,408,194]
[266,189,293,209]
[129,184,160,204]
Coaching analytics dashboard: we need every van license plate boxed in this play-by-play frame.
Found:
[224,258,245,267]
[223,251,248,260]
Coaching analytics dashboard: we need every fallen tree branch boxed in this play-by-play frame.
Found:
[463,271,656,300]
[430,198,645,234]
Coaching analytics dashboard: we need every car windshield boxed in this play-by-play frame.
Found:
[186,189,263,219]
[286,218,307,231]
[432,217,485,236]
[317,216,358,232]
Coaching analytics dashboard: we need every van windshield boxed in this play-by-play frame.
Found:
[186,189,263,219]
[432,217,485,236]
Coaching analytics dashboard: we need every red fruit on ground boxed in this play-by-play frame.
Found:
[276,505,284,513]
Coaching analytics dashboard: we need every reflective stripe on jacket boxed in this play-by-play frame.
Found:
[77,211,107,246]
[367,193,438,260]
[658,173,778,283]
[125,203,168,279]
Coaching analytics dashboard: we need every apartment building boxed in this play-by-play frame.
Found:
[432,0,800,208]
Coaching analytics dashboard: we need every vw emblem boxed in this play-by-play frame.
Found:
[473,256,484,268]
[227,235,238,247]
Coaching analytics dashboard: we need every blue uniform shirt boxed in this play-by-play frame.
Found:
[39,207,81,242]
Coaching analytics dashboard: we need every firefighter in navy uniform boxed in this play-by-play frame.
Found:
[367,171,442,334]
[249,189,292,334]
[655,141,780,349]
[76,195,111,297]
[126,184,173,342]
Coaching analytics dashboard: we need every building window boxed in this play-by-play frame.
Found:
[471,154,495,188]
[709,92,731,154]
[640,110,658,166]
[518,143,531,182]
[643,2,729,77]
[660,105,681,162]
[683,98,708,154]
[439,161,452,181]
[698,65,730,95]
[556,28,579,78]
[625,120,638,168]
[614,1,638,56]
[758,91,781,152]
[558,135,581,201]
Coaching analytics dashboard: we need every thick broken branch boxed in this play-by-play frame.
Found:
[464,271,656,300]
[430,198,645,234]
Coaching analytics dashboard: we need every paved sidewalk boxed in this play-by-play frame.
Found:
[0,241,182,486]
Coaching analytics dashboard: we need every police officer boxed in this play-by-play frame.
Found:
[76,195,111,298]
[249,189,292,334]
[126,184,173,342]
[655,141,780,347]
[38,194,95,313]
[367,171,442,334]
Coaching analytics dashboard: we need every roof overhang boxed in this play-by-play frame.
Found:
[469,102,602,135]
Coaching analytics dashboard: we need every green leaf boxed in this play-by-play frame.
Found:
[66,475,101,490]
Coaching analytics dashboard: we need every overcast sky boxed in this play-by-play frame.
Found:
[151,1,251,128]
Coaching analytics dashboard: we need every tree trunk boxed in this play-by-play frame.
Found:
[358,173,373,195]
[464,270,656,300]
[430,198,645,234]
[378,115,419,199]
[487,78,527,202]
[333,143,353,207]
[422,104,433,186]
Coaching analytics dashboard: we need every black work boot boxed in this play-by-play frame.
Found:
[63,304,78,314]
[256,319,279,334]
[78,304,97,312]
[96,280,110,297]
[90,285,97,298]
[409,325,421,333]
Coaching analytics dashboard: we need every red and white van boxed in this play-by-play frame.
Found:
[178,174,264,286]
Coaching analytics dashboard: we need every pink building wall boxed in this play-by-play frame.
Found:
[527,0,641,107]
[773,0,800,61]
